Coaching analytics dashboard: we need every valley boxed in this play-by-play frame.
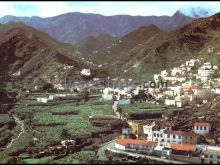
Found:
[0,4,220,164]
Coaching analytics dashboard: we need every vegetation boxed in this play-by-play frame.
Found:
[51,150,96,164]
[1,92,117,161]
[0,114,14,125]
[120,102,165,115]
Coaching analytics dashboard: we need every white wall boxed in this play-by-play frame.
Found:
[165,99,175,106]
[152,130,166,143]
[193,125,210,135]
[122,128,131,135]
[164,133,183,144]
[215,88,220,94]
[143,125,154,141]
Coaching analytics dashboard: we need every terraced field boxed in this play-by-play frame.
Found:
[0,92,119,164]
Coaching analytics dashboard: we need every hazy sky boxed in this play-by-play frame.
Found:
[0,1,220,18]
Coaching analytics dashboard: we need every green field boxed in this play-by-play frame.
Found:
[120,102,165,115]
[1,92,116,162]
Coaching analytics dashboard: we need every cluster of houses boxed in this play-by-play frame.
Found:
[102,87,133,105]
[152,58,220,108]
[115,138,220,164]
[115,120,220,164]
[100,58,220,109]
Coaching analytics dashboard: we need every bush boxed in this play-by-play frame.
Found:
[42,83,54,91]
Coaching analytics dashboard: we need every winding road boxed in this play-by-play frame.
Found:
[6,115,25,149]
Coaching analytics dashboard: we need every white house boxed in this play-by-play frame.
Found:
[202,62,212,70]
[167,86,182,96]
[171,67,184,76]
[193,122,211,135]
[103,87,114,95]
[143,123,155,141]
[164,130,198,145]
[161,70,168,77]
[143,121,172,145]
[182,84,214,100]
[215,88,220,95]
[115,139,157,154]
[186,59,197,67]
[163,77,186,83]
[213,65,218,70]
[165,99,175,106]
[37,97,48,103]
[204,147,220,164]
[165,130,184,144]
[198,68,214,81]
[164,90,175,97]
[81,69,91,76]
[102,87,114,100]
[154,74,161,82]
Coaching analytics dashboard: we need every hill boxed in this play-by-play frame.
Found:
[0,11,194,44]
[0,22,104,85]
[106,12,220,80]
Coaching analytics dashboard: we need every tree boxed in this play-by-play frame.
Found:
[61,128,69,139]
[83,90,89,102]
[42,83,54,91]
[116,106,122,123]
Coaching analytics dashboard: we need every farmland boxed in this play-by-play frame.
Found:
[119,102,165,115]
[0,92,121,164]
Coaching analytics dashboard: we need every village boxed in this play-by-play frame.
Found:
[105,57,220,164]
[27,57,220,164]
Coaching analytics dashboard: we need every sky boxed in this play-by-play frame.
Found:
[0,1,220,18]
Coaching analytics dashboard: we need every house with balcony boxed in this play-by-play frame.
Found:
[143,121,173,144]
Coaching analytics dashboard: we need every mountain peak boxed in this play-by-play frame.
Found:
[179,6,216,18]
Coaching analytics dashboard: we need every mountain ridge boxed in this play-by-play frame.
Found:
[0,11,194,44]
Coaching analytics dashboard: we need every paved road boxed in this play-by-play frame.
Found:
[105,140,190,164]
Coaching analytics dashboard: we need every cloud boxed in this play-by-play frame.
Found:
[122,6,165,16]
[0,1,220,18]
[16,2,75,17]
[0,2,16,17]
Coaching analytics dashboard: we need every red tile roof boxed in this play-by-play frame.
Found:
[166,130,195,136]
[182,84,203,91]
[193,122,210,127]
[206,149,220,153]
[170,143,195,152]
[190,85,203,90]
[115,139,157,147]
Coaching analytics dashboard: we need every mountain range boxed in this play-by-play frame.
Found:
[0,11,195,44]
[0,22,107,85]
[0,9,220,85]
[73,12,220,81]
